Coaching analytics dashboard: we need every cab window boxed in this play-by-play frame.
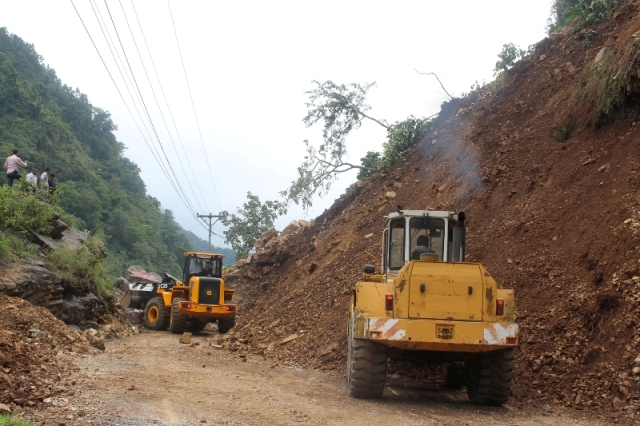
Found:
[409,218,445,261]
[388,218,405,270]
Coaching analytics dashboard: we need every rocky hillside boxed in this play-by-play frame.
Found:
[223,1,640,418]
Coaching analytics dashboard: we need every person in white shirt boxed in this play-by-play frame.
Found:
[39,168,50,190]
[4,149,28,187]
[26,168,39,186]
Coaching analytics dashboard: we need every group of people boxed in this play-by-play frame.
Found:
[3,149,57,192]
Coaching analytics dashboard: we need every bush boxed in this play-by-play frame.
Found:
[357,151,382,179]
[382,116,430,168]
[494,43,527,76]
[0,184,62,234]
[584,42,640,125]
[46,237,112,296]
[549,0,628,33]
[0,233,39,260]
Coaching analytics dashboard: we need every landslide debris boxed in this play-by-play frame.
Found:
[0,294,93,410]
[224,1,640,418]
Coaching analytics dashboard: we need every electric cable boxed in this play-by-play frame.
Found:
[102,0,200,218]
[167,0,223,210]
[117,0,206,213]
[70,0,207,233]
[129,0,213,214]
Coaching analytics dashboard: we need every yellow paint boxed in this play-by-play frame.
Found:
[354,260,517,353]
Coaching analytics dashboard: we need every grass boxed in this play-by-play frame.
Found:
[0,415,37,426]
[46,237,113,296]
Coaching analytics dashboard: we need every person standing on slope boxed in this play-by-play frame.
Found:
[4,149,28,187]
[39,167,50,191]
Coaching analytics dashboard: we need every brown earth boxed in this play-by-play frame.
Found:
[0,294,133,411]
[8,330,624,425]
[223,1,640,421]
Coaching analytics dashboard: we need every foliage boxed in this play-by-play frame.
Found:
[548,0,628,33]
[282,81,388,209]
[0,28,194,277]
[583,42,640,125]
[381,116,430,167]
[554,117,574,141]
[46,237,112,296]
[494,43,527,76]
[219,192,287,259]
[285,81,434,208]
[0,415,37,426]
[357,151,382,179]
[0,233,11,259]
[0,184,62,234]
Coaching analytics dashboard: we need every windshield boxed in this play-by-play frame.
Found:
[409,217,445,261]
[184,255,222,282]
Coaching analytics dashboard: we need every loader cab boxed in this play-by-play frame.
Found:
[183,252,223,284]
[382,210,466,275]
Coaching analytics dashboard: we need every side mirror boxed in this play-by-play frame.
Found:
[363,264,375,274]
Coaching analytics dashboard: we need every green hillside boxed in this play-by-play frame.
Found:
[0,28,234,276]
[182,229,236,265]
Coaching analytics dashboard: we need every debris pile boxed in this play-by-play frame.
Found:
[224,1,640,416]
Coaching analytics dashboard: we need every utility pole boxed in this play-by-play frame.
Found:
[197,213,220,253]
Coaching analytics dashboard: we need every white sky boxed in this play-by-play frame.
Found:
[1,0,552,246]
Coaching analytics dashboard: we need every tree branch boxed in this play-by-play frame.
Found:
[356,109,390,129]
[414,69,454,100]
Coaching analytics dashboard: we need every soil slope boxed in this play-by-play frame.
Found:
[224,1,640,418]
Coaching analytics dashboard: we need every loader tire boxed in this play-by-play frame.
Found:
[443,363,466,389]
[143,297,170,331]
[169,297,188,334]
[347,309,387,399]
[217,316,235,334]
[466,348,515,406]
[189,320,208,333]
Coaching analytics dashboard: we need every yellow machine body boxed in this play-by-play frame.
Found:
[353,261,517,352]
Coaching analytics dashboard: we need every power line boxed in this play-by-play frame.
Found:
[129,0,213,214]
[70,0,207,234]
[102,0,200,218]
[88,0,171,184]
[167,0,223,210]
[116,0,205,213]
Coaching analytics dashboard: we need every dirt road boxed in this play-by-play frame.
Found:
[25,331,621,426]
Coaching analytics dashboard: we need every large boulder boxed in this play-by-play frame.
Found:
[124,266,161,284]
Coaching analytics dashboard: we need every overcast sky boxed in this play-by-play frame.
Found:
[1,0,552,246]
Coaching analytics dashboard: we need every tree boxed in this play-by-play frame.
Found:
[282,80,389,209]
[494,43,527,76]
[219,192,288,259]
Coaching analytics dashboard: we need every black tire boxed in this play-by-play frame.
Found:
[443,363,466,389]
[217,316,235,334]
[347,308,387,398]
[143,297,170,331]
[169,297,188,334]
[189,320,208,333]
[466,348,515,406]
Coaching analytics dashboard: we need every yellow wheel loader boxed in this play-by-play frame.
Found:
[121,252,237,334]
[348,210,518,405]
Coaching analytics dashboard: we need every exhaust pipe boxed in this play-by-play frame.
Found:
[452,212,466,262]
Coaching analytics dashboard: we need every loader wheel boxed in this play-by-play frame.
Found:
[169,297,188,334]
[347,308,387,399]
[217,316,236,334]
[188,320,208,333]
[143,297,170,331]
[466,348,515,406]
[443,363,466,389]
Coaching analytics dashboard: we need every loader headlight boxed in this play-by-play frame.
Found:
[496,299,504,316]
[181,302,192,309]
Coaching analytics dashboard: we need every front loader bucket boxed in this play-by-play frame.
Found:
[119,288,132,309]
